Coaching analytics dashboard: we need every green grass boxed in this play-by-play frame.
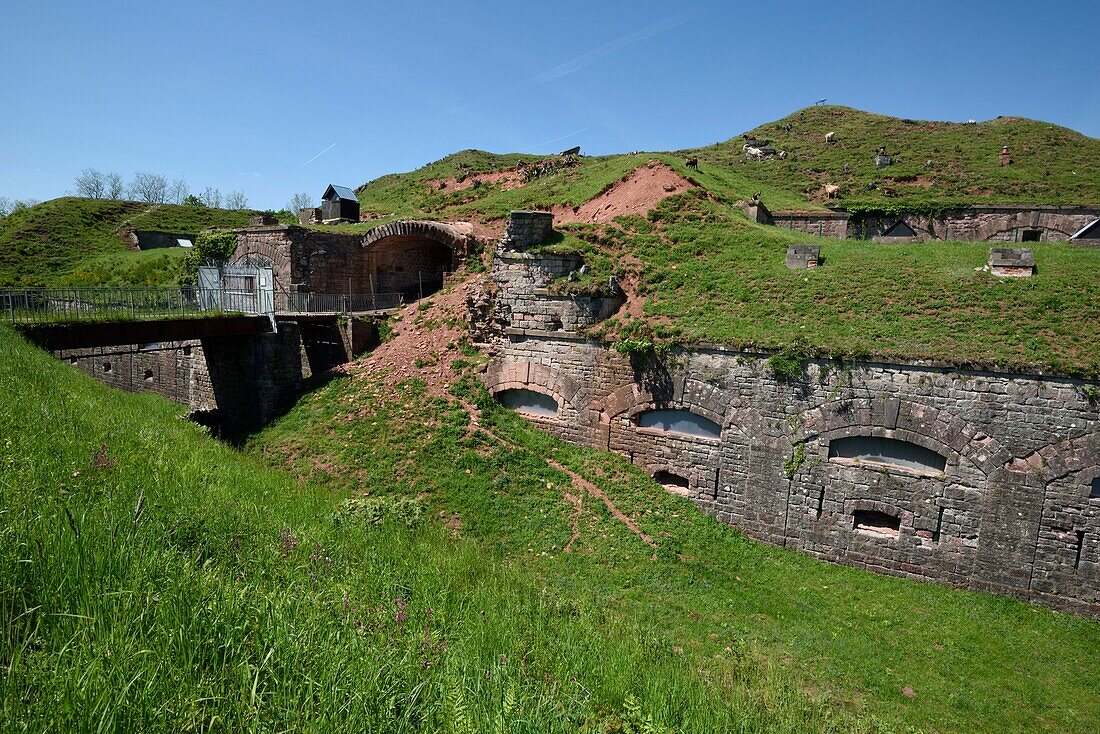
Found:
[696,105,1100,209]
[0,326,870,732]
[244,355,1100,734]
[552,194,1100,376]
[2,321,1098,731]
[0,197,255,287]
[352,106,1099,226]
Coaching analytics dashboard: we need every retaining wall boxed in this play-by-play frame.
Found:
[477,238,1100,616]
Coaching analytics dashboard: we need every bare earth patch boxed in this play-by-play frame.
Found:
[427,168,526,193]
[553,162,696,224]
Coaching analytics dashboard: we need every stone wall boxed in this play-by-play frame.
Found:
[490,251,623,333]
[484,337,1099,615]
[56,318,372,432]
[765,205,1100,242]
[231,222,470,299]
[770,211,850,239]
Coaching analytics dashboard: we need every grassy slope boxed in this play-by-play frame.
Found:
[696,106,1100,209]
[0,326,871,732]
[244,333,1100,734]
[572,196,1100,376]
[0,197,255,287]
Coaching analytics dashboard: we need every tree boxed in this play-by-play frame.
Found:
[128,172,169,203]
[167,179,189,205]
[200,187,222,208]
[224,190,248,211]
[182,194,203,207]
[0,197,12,218]
[287,192,313,213]
[106,172,124,199]
[74,168,107,198]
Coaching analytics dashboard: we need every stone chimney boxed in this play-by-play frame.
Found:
[502,210,554,251]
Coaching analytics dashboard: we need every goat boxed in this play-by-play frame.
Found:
[825,131,836,143]
[823,184,840,199]
[685,156,699,170]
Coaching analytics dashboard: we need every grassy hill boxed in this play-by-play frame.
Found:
[351,117,1100,375]
[1,324,1097,731]
[352,106,1100,223]
[0,197,256,287]
[697,106,1100,210]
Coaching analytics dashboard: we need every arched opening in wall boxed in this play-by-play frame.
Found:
[653,470,691,497]
[497,388,559,418]
[828,436,946,475]
[370,237,453,303]
[1091,476,1100,499]
[102,362,112,373]
[853,509,901,538]
[143,368,155,383]
[636,409,721,439]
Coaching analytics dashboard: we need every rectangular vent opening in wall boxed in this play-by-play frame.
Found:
[828,436,946,474]
[653,470,692,498]
[1091,477,1100,499]
[497,388,559,418]
[853,510,901,538]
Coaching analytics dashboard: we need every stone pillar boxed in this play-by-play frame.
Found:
[502,211,554,251]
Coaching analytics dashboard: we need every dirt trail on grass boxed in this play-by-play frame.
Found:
[553,162,696,224]
[339,274,656,552]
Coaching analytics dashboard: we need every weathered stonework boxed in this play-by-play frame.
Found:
[56,318,374,432]
[785,244,820,270]
[765,205,1100,243]
[231,222,472,302]
[478,223,1100,615]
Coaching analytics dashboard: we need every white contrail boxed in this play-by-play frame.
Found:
[298,142,337,170]
[436,13,691,120]
[532,15,689,85]
[531,127,591,150]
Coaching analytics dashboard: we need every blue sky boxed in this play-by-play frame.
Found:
[2,0,1097,210]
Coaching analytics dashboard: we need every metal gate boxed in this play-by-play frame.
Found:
[197,265,275,316]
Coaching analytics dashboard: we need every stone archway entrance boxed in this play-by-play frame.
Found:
[361,221,470,302]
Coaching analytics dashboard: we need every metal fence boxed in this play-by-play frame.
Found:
[275,292,404,313]
[0,287,262,325]
[1,286,405,325]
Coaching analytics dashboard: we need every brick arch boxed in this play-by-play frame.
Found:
[485,359,583,415]
[230,236,289,279]
[796,396,1009,477]
[597,376,768,440]
[362,220,471,257]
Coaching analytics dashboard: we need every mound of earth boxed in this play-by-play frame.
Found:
[553,162,696,224]
[428,168,526,193]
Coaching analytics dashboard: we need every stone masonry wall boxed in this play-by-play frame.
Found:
[491,251,623,333]
[766,206,1100,242]
[54,319,362,432]
[483,334,1100,617]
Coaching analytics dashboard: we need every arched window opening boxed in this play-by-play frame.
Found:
[853,509,901,538]
[636,409,721,439]
[497,388,559,418]
[653,470,691,497]
[1090,477,1100,499]
[828,436,946,474]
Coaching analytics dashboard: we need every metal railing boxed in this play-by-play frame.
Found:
[0,286,262,325]
[1,286,407,325]
[276,292,404,314]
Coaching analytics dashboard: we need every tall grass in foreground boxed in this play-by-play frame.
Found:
[0,327,868,731]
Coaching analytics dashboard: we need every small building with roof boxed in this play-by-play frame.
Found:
[320,184,361,222]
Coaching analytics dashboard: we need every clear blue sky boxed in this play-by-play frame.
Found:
[2,0,1097,210]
